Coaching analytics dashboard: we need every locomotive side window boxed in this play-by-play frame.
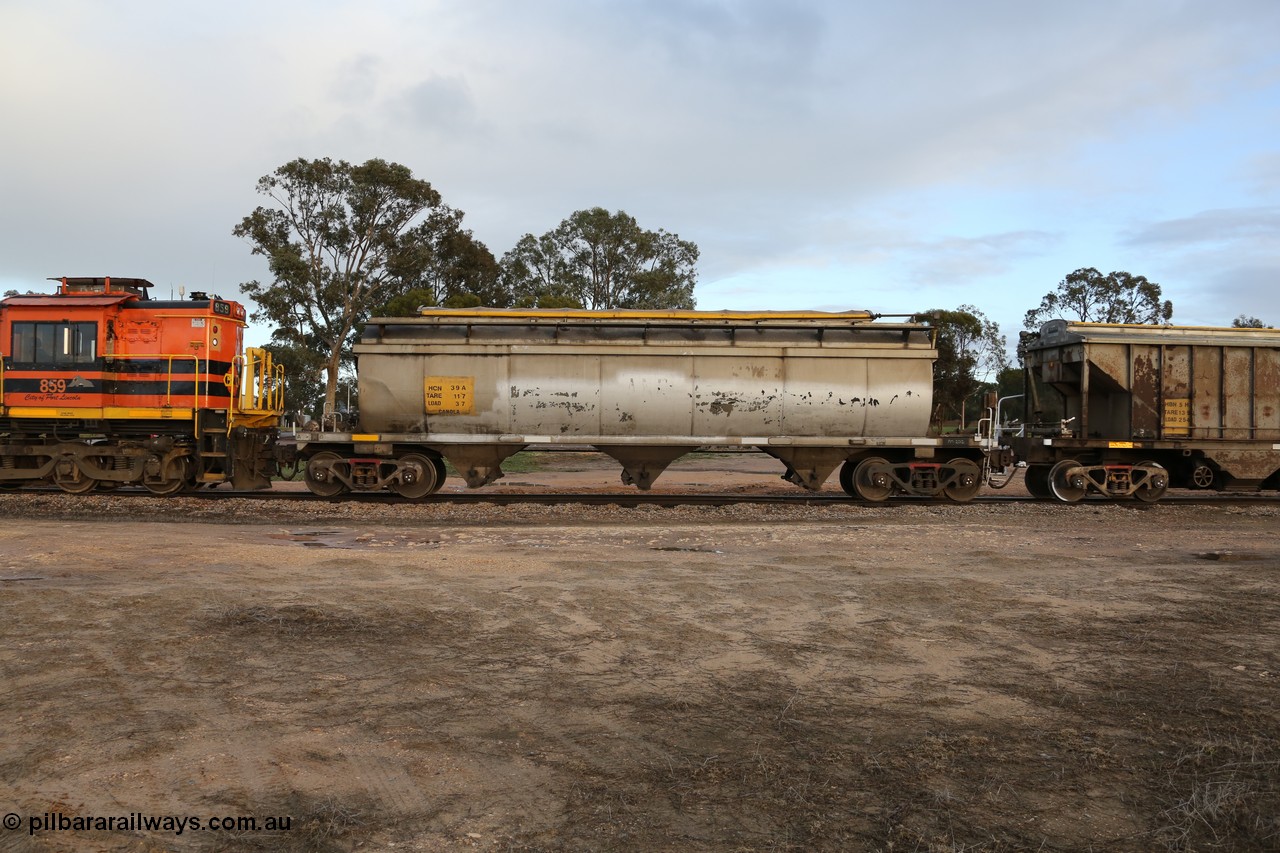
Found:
[11,321,97,364]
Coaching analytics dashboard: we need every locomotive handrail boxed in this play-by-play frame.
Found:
[230,347,285,429]
[103,353,204,409]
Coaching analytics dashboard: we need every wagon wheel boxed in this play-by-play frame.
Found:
[304,451,347,497]
[430,456,448,494]
[1132,460,1168,503]
[852,456,894,502]
[1048,459,1088,503]
[143,458,191,496]
[390,453,439,499]
[943,458,981,503]
[1189,463,1216,490]
[838,460,858,498]
[1024,465,1053,499]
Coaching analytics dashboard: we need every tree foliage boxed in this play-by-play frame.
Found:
[392,208,503,308]
[234,157,494,413]
[500,208,698,309]
[924,305,1009,428]
[374,287,486,317]
[1023,268,1172,330]
[1232,314,1269,328]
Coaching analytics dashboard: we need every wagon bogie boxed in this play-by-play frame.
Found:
[299,444,452,498]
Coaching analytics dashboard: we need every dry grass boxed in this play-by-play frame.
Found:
[199,791,378,853]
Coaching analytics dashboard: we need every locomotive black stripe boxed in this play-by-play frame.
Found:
[4,377,233,398]
[111,381,232,398]
[1,358,236,375]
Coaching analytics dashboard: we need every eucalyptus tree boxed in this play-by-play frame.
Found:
[501,207,698,309]
[1024,268,1172,330]
[234,157,492,413]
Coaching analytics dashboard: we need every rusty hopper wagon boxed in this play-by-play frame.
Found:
[294,308,986,500]
[1015,320,1280,502]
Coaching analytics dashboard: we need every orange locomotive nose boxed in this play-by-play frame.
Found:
[0,277,284,494]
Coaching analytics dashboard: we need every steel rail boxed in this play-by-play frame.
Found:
[5,487,1275,508]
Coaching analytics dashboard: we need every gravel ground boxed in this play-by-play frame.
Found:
[1,472,1277,852]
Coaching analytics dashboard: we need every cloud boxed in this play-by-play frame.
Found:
[1,0,1278,335]
[1121,207,1280,326]
[903,231,1061,285]
[1241,152,1280,196]
[1200,261,1280,326]
[1123,207,1280,247]
[397,75,479,134]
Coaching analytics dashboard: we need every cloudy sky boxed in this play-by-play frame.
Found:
[1,0,1277,348]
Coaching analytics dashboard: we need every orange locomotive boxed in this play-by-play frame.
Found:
[0,276,283,493]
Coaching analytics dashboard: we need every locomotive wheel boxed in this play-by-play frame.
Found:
[1132,460,1168,503]
[1189,463,1216,489]
[1049,459,1088,503]
[1024,465,1053,499]
[304,452,347,497]
[852,456,894,502]
[143,458,191,496]
[54,471,97,494]
[390,454,439,499]
[943,458,981,502]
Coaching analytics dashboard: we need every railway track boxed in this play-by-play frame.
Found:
[4,486,1275,508]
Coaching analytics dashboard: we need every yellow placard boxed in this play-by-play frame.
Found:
[1109,441,1134,449]
[1163,397,1190,437]
[424,376,474,415]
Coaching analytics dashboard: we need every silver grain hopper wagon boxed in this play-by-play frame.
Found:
[294,308,985,499]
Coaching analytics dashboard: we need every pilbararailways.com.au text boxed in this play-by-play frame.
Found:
[8,811,293,836]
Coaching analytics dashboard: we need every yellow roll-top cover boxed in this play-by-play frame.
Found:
[412,307,878,326]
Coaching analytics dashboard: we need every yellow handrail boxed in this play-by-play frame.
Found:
[104,353,203,407]
[230,347,285,430]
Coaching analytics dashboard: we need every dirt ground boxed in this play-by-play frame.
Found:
[1,453,1277,852]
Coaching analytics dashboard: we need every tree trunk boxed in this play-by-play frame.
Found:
[324,351,342,418]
